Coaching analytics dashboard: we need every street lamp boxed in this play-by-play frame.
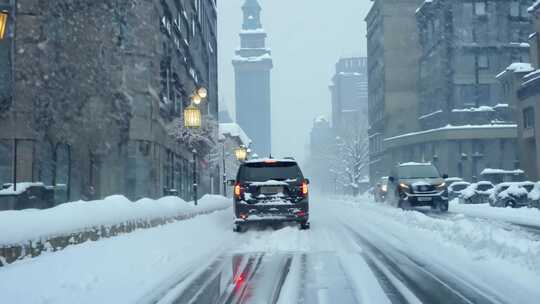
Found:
[0,11,7,40]
[184,104,202,128]
[235,146,248,162]
[196,87,208,99]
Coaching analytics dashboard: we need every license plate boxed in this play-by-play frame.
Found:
[260,186,283,194]
[418,197,432,202]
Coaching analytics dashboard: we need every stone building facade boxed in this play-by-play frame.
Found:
[513,2,540,181]
[365,0,423,183]
[383,0,532,182]
[0,0,218,202]
[233,0,273,157]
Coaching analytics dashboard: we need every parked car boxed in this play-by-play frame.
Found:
[489,182,529,208]
[528,182,540,208]
[386,162,449,212]
[231,158,310,232]
[448,181,471,201]
[459,181,494,204]
[0,183,55,211]
[374,176,389,202]
[445,177,464,187]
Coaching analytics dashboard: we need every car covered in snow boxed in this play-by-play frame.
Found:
[489,182,531,208]
[386,162,449,212]
[445,177,464,187]
[448,181,471,201]
[458,181,494,204]
[528,182,540,208]
[231,158,310,232]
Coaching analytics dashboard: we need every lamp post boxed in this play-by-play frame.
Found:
[192,148,198,205]
[183,86,207,205]
[221,142,227,196]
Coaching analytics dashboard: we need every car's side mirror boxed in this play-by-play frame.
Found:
[304,178,310,185]
[227,180,236,186]
[442,174,449,179]
[388,176,395,183]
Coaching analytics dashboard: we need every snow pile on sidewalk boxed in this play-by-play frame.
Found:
[0,195,231,245]
[450,199,540,226]
[337,195,540,275]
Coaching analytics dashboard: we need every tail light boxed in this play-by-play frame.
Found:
[234,182,244,199]
[300,180,309,197]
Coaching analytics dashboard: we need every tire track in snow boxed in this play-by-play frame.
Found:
[345,225,508,304]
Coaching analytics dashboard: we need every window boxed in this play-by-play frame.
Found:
[475,1,486,16]
[510,1,519,17]
[477,54,489,69]
[478,84,491,103]
[524,107,535,129]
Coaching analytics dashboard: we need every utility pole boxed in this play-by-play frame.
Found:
[222,144,227,196]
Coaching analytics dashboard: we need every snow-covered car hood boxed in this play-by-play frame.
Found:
[400,178,445,186]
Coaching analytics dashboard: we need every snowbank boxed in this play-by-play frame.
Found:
[0,195,231,245]
[450,199,540,227]
[337,196,540,277]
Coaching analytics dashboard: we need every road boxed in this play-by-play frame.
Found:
[150,198,540,304]
[1,196,539,304]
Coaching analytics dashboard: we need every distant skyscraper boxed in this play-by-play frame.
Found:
[330,57,369,136]
[233,0,273,156]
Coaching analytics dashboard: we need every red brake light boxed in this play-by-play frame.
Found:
[301,181,309,196]
[264,159,278,164]
[234,183,243,199]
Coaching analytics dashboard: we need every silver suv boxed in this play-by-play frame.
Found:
[387,162,449,212]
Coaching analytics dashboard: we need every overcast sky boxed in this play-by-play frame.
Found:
[218,0,372,163]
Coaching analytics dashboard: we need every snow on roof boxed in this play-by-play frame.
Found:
[245,158,297,164]
[481,168,525,175]
[385,124,517,142]
[419,110,442,120]
[219,123,251,146]
[314,115,328,123]
[529,0,540,12]
[240,28,266,35]
[0,182,45,195]
[399,162,432,166]
[452,106,495,113]
[233,53,272,63]
[496,62,534,79]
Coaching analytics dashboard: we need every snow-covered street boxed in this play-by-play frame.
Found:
[1,196,540,304]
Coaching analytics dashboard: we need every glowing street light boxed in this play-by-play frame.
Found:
[196,87,208,99]
[235,146,248,162]
[0,11,8,40]
[190,93,202,105]
[184,105,202,128]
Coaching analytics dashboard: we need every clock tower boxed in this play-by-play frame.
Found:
[233,0,273,157]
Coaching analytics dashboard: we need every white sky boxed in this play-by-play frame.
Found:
[218,0,373,163]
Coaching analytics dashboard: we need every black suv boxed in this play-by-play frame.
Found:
[232,158,310,232]
[387,162,449,212]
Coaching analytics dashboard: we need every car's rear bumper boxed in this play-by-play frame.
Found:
[234,200,309,224]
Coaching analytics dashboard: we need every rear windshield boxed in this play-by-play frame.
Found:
[452,184,468,191]
[477,184,493,191]
[398,165,440,179]
[238,162,304,182]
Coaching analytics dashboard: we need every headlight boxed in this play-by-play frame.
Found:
[436,182,446,189]
[381,185,387,192]
[399,183,410,190]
